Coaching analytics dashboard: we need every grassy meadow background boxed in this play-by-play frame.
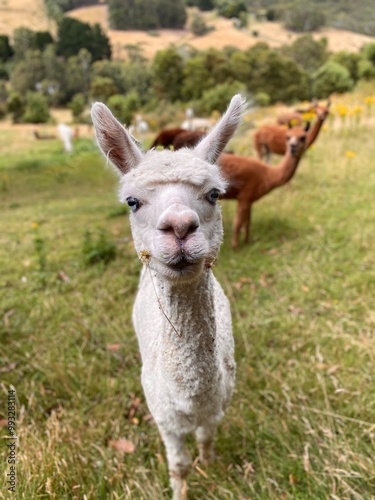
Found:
[1,84,375,499]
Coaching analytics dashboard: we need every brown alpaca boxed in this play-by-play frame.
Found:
[276,111,303,127]
[150,127,187,149]
[173,130,206,150]
[254,99,331,162]
[219,122,310,248]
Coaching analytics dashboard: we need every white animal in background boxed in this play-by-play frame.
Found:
[181,107,213,131]
[91,94,246,500]
[57,123,73,153]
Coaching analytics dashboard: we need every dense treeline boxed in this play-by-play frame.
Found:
[0,17,375,125]
[45,0,375,37]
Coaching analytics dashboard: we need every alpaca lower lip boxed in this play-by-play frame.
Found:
[169,259,195,271]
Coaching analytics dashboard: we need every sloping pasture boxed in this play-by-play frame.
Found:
[0,91,374,498]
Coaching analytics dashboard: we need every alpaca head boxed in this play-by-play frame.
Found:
[286,121,310,157]
[313,98,331,121]
[91,95,246,283]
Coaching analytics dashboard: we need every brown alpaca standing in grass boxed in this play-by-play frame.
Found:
[254,99,331,162]
[150,127,187,149]
[173,130,206,150]
[276,110,304,127]
[218,122,310,248]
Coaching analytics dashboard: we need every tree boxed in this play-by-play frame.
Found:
[151,47,184,101]
[244,44,310,103]
[57,18,111,61]
[109,0,158,30]
[107,91,141,125]
[90,76,119,101]
[6,92,26,123]
[108,0,186,30]
[215,0,247,19]
[35,31,54,51]
[10,49,45,94]
[0,35,13,62]
[157,0,186,28]
[331,51,362,82]
[191,15,210,36]
[312,61,354,98]
[186,0,214,11]
[69,93,86,119]
[280,34,329,74]
[284,4,325,32]
[182,56,213,101]
[13,28,37,59]
[195,81,246,114]
[42,45,66,93]
[22,92,51,123]
[64,54,89,102]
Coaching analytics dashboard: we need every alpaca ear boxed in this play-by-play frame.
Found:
[91,102,144,175]
[194,94,246,164]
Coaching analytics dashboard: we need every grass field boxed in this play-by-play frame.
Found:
[0,87,375,499]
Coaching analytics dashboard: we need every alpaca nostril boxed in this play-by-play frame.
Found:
[157,209,200,240]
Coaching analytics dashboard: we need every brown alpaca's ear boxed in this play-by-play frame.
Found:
[91,102,144,175]
[194,94,246,164]
[304,121,311,132]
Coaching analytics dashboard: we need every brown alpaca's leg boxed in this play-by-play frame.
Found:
[244,205,252,244]
[232,202,249,248]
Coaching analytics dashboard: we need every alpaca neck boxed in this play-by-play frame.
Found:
[265,151,302,191]
[152,269,218,393]
[306,117,324,148]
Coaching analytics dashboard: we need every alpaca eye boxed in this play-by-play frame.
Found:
[126,197,140,212]
[207,188,220,205]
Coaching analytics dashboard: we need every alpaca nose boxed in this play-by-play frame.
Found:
[157,204,199,240]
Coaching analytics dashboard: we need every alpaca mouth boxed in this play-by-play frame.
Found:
[168,257,196,271]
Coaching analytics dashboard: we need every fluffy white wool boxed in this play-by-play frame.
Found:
[91,94,246,500]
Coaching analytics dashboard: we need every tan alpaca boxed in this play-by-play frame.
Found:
[218,122,310,248]
[276,110,303,127]
[254,99,331,162]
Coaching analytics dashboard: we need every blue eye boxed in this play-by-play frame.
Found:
[126,197,140,212]
[207,188,220,205]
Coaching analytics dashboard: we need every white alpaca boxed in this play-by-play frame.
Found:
[91,94,246,500]
[57,123,74,153]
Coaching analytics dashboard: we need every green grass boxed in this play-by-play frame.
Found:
[0,111,374,499]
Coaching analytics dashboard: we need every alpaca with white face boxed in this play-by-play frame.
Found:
[91,94,246,500]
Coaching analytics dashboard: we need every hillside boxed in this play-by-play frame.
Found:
[0,0,374,60]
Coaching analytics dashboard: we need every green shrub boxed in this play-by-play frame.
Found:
[312,61,354,98]
[106,91,141,126]
[194,81,246,114]
[191,14,211,36]
[6,91,26,123]
[254,91,271,107]
[69,93,86,120]
[22,92,51,123]
[357,59,375,80]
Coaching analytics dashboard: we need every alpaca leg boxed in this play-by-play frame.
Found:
[265,147,272,164]
[232,202,249,248]
[161,431,191,500]
[195,422,218,466]
[243,205,252,244]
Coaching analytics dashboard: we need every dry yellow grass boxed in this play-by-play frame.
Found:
[0,0,52,36]
[1,0,374,59]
